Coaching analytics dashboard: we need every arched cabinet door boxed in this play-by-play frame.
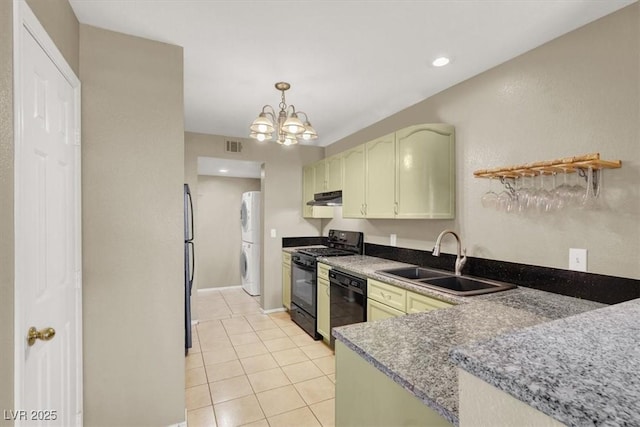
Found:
[342,145,366,218]
[365,133,396,218]
[395,124,455,219]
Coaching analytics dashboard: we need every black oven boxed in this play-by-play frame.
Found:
[289,230,364,340]
[290,253,320,338]
[329,269,366,348]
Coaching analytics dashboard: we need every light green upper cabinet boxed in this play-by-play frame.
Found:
[365,133,396,218]
[342,145,366,218]
[395,124,455,219]
[313,159,327,194]
[302,165,315,218]
[326,154,343,192]
[302,164,333,219]
[342,123,455,219]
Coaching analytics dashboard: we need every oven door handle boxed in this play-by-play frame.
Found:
[329,280,348,290]
[331,279,364,296]
[292,261,315,272]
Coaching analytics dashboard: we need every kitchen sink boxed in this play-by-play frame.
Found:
[417,276,516,296]
[377,267,451,281]
[376,267,516,296]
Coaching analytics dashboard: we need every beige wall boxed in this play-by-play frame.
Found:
[80,25,185,425]
[0,1,14,423]
[25,0,79,75]
[197,175,260,288]
[324,3,639,280]
[185,133,325,310]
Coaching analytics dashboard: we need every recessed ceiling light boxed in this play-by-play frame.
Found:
[432,56,450,67]
[219,169,228,173]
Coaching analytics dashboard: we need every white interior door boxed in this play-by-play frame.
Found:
[14,2,82,425]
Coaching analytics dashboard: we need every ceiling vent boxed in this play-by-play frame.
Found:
[226,140,243,153]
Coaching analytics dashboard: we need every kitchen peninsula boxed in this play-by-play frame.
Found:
[324,254,617,426]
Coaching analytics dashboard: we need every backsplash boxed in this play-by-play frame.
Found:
[283,236,327,247]
[283,237,639,304]
[364,243,639,305]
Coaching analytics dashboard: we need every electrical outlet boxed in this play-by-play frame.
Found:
[390,234,397,246]
[569,248,587,272]
[270,229,277,238]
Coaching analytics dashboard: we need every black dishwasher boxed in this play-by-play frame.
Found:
[329,269,367,349]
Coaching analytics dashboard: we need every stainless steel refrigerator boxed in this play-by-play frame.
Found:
[184,184,194,353]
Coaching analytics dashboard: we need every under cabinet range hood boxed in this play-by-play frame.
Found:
[307,190,342,206]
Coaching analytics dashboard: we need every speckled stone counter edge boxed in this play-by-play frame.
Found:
[450,299,640,426]
[332,328,458,425]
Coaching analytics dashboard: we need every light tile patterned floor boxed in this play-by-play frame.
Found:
[186,288,335,427]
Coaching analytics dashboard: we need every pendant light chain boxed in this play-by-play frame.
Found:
[249,82,318,145]
[279,90,287,112]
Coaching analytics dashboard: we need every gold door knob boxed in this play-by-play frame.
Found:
[27,327,56,346]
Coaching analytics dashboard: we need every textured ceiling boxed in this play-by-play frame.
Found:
[69,0,634,147]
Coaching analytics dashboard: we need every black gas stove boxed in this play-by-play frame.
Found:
[296,247,354,257]
[289,230,364,339]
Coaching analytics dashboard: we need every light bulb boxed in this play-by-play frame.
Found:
[257,124,267,132]
[302,133,311,140]
[288,124,299,134]
[432,56,450,67]
[257,133,266,142]
[283,139,291,146]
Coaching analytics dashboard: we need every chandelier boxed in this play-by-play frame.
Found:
[249,82,318,145]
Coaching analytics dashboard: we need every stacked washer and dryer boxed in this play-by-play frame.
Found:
[240,191,261,296]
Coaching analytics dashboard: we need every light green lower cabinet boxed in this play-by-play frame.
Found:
[406,290,453,313]
[367,278,454,321]
[282,252,291,310]
[336,341,452,426]
[367,298,404,321]
[317,278,330,340]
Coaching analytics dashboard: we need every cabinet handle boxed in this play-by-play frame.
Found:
[394,202,398,214]
[364,204,367,215]
[360,204,364,215]
[381,292,391,300]
[326,286,330,296]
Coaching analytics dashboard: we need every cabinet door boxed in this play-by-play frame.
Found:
[303,164,333,219]
[317,278,330,339]
[395,124,455,219]
[326,154,343,192]
[367,298,404,321]
[282,261,291,310]
[302,165,315,218]
[317,262,331,282]
[368,278,406,312]
[342,145,366,218]
[406,290,453,314]
[365,133,396,218]
[313,160,327,194]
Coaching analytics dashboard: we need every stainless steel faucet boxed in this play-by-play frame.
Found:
[432,229,467,276]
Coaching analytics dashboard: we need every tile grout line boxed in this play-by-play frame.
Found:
[190,293,336,427]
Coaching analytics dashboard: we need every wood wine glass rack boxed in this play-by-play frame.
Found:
[474,153,621,202]
[473,153,621,179]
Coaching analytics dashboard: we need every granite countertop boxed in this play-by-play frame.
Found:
[281,245,327,254]
[327,254,606,426]
[451,298,640,426]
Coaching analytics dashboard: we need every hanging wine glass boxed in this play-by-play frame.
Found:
[480,176,498,209]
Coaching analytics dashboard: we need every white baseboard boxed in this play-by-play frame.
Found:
[261,307,287,314]
[197,285,243,293]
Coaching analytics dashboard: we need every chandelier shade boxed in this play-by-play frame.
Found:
[249,82,317,145]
